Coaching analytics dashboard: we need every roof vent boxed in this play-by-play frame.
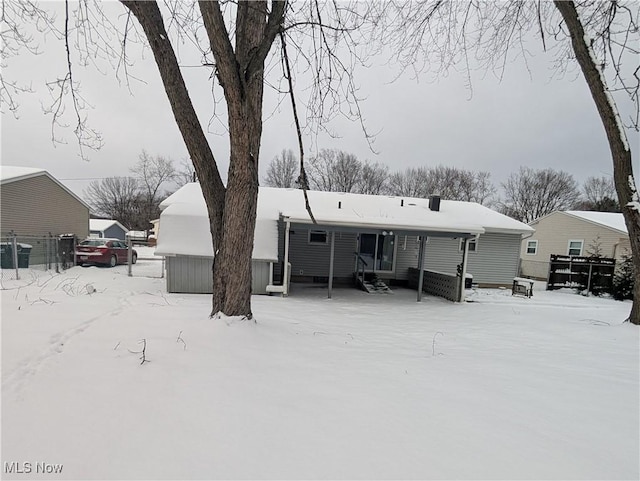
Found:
[429,195,441,212]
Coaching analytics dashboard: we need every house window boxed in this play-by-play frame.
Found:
[308,230,328,245]
[567,240,583,257]
[526,240,538,255]
[460,237,478,253]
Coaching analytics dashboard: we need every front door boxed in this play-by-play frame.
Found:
[358,233,395,272]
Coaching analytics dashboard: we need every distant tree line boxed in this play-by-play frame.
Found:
[263,148,620,223]
[84,151,194,231]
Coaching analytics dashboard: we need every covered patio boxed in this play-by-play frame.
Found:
[274,200,484,302]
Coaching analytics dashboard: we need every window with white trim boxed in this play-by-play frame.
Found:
[526,240,538,255]
[459,237,478,253]
[567,240,583,257]
[308,230,328,245]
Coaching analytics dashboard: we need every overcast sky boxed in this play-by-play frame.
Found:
[1,1,638,201]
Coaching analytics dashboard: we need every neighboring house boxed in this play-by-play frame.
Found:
[155,184,533,300]
[520,210,630,279]
[0,166,89,238]
[89,219,128,240]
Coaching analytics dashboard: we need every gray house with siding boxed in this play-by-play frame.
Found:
[89,219,128,240]
[156,185,533,301]
[0,166,89,238]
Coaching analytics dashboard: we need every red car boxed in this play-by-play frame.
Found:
[76,238,137,267]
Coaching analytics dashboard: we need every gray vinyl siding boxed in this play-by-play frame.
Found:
[395,235,423,280]
[287,228,357,278]
[1,175,89,238]
[166,256,270,294]
[275,225,521,285]
[91,225,126,240]
[423,233,521,285]
[104,225,126,240]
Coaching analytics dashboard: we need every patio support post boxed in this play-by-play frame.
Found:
[269,262,274,286]
[417,235,426,302]
[283,220,291,297]
[12,233,19,281]
[127,235,133,277]
[328,231,336,299]
[459,237,470,302]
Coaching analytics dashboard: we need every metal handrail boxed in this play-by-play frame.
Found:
[354,252,368,285]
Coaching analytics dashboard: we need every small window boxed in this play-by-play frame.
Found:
[308,230,328,245]
[568,240,583,257]
[526,240,538,255]
[460,237,478,253]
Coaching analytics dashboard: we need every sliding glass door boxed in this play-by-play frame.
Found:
[358,233,395,272]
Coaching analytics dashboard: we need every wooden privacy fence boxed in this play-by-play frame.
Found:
[547,254,615,295]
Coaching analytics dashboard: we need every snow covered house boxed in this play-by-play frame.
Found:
[520,211,630,279]
[89,219,128,240]
[156,184,533,300]
[0,166,89,238]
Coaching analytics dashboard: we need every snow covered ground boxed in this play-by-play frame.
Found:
[1,265,638,480]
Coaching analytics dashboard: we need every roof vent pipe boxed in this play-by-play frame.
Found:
[429,195,441,212]
[338,201,342,209]
[401,199,404,207]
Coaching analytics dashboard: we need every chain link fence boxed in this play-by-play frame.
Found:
[1,233,164,282]
[0,233,76,282]
[124,243,165,279]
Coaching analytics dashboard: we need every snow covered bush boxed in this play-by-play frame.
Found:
[612,251,635,301]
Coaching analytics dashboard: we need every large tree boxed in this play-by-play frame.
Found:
[264,149,298,188]
[2,1,372,318]
[554,0,639,324]
[84,176,141,229]
[576,175,620,212]
[121,1,286,318]
[378,0,639,323]
[499,167,581,223]
[130,150,176,225]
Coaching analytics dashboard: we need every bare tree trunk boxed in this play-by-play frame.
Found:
[199,0,282,318]
[120,1,226,253]
[554,0,639,324]
[121,1,285,318]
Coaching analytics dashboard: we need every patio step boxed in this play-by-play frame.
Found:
[357,277,393,294]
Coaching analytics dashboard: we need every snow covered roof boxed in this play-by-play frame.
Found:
[156,184,532,259]
[90,219,128,233]
[0,166,46,183]
[564,211,627,234]
[269,188,532,235]
[0,165,90,209]
[156,184,279,260]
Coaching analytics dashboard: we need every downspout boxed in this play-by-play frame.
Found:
[417,235,426,302]
[459,237,470,302]
[283,219,291,297]
[328,231,335,299]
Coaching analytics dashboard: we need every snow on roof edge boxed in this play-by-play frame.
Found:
[1,166,91,210]
[564,210,628,234]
